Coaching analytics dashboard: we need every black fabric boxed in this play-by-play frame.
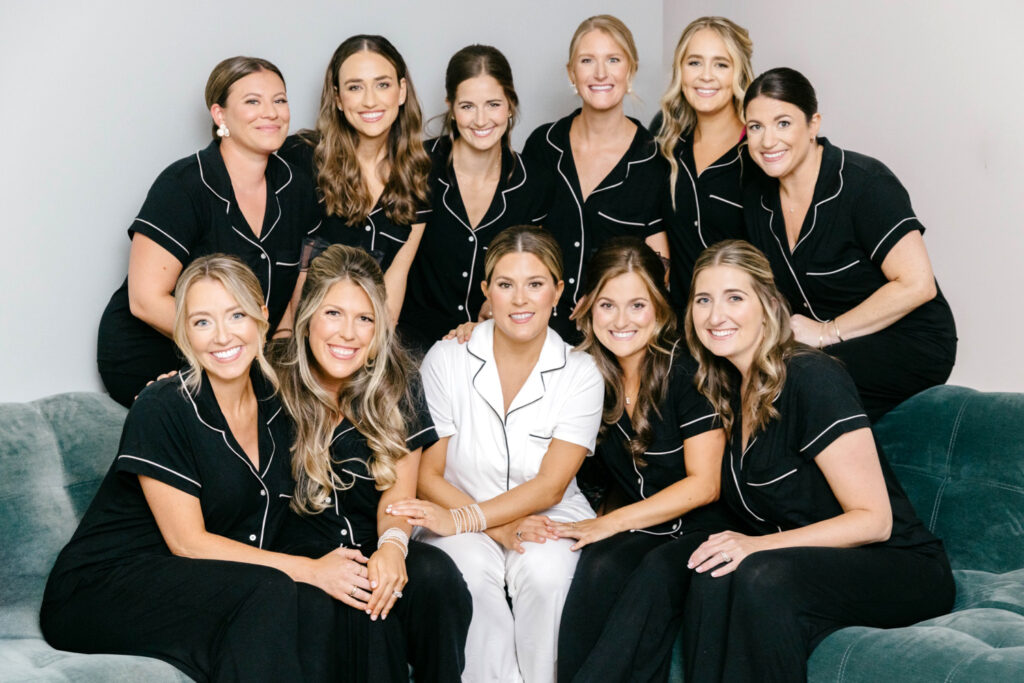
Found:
[682,544,954,683]
[278,134,431,273]
[660,125,756,309]
[744,137,956,419]
[595,348,720,535]
[721,352,938,549]
[398,137,548,352]
[277,381,437,551]
[40,370,330,682]
[522,111,669,342]
[97,141,315,406]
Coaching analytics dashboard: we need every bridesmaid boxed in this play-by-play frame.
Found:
[280,35,431,321]
[654,16,757,307]
[523,14,670,342]
[400,45,547,353]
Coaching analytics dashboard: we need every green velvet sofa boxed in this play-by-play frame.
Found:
[2,386,1022,681]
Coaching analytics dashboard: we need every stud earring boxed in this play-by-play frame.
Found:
[569,81,578,95]
[216,123,230,138]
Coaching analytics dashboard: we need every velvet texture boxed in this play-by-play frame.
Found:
[669,385,1024,682]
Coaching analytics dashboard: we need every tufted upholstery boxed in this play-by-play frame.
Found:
[0,393,189,681]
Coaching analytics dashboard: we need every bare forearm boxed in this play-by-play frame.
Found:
[128,292,176,338]
[756,509,892,553]
[602,475,719,533]
[824,278,935,344]
[168,530,317,583]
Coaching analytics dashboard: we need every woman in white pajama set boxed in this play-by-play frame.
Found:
[388,225,604,682]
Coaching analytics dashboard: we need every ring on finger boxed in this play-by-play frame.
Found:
[570,521,577,529]
[516,530,524,540]
[349,585,358,597]
[721,552,732,563]
[393,589,403,598]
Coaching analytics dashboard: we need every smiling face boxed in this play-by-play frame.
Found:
[307,279,376,394]
[211,69,290,155]
[451,74,510,153]
[591,272,657,365]
[483,252,564,346]
[184,278,264,385]
[335,50,407,142]
[744,95,821,179]
[568,29,632,112]
[680,28,736,117]
[691,264,766,375]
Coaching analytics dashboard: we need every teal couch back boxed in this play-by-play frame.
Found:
[0,393,127,638]
[874,385,1024,574]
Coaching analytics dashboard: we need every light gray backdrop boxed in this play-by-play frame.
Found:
[1,0,1020,401]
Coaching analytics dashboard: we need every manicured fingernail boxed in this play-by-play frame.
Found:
[371,581,378,588]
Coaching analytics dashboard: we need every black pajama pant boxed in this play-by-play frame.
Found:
[40,555,337,682]
[681,544,955,683]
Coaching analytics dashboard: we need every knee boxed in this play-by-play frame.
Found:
[409,544,472,612]
[513,545,576,597]
[730,551,802,611]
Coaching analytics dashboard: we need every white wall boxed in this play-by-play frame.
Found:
[0,0,664,402]
[663,0,1024,392]
[2,0,1021,401]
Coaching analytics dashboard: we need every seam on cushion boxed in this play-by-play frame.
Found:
[943,648,979,683]
[931,394,970,529]
[836,636,859,682]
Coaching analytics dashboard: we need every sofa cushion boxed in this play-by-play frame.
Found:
[0,638,190,682]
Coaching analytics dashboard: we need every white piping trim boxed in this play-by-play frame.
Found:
[406,426,433,442]
[747,468,798,487]
[132,218,190,255]
[680,413,717,429]
[807,260,859,276]
[708,194,742,209]
[196,151,230,212]
[870,217,917,260]
[794,148,845,251]
[800,414,868,452]
[231,226,273,305]
[598,211,646,227]
[117,455,202,488]
[762,198,823,321]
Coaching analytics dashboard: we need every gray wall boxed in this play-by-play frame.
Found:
[1,0,1020,401]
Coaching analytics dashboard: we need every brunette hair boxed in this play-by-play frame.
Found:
[568,14,639,80]
[573,238,676,461]
[173,254,276,393]
[743,67,818,121]
[205,56,285,140]
[276,244,417,514]
[683,240,801,439]
[483,225,563,284]
[442,44,519,156]
[306,35,430,226]
[656,17,753,207]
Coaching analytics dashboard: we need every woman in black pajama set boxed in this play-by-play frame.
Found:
[654,17,758,308]
[400,44,547,354]
[43,256,365,682]
[97,57,316,408]
[741,68,956,420]
[272,245,471,682]
[523,15,669,343]
[278,35,431,321]
[554,239,729,683]
[680,240,953,683]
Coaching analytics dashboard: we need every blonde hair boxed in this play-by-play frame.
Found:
[568,14,639,81]
[683,240,799,439]
[573,238,676,462]
[172,254,276,393]
[306,35,430,226]
[655,17,754,207]
[483,225,563,284]
[276,244,416,514]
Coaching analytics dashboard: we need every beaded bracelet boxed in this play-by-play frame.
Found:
[377,527,409,558]
[450,503,488,534]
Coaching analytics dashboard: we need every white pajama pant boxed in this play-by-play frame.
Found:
[420,531,580,683]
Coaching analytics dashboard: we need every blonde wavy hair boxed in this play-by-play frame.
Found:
[172,254,276,394]
[568,14,639,82]
[573,238,677,463]
[683,240,800,439]
[306,35,430,226]
[655,17,753,207]
[276,245,416,514]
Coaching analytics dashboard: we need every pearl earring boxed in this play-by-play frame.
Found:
[569,81,578,95]
[552,306,558,318]
[216,123,230,138]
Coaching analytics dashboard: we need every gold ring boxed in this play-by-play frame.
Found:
[349,586,358,597]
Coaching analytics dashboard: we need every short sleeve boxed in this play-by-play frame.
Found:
[114,387,202,497]
[790,353,872,461]
[672,358,720,440]
[550,353,604,454]
[404,378,439,452]
[852,170,924,268]
[421,341,456,438]
[128,167,202,264]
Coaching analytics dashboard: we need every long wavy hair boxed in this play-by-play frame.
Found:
[573,238,677,463]
[683,240,800,439]
[305,35,430,226]
[656,17,753,207]
[276,245,417,514]
[173,254,276,394]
